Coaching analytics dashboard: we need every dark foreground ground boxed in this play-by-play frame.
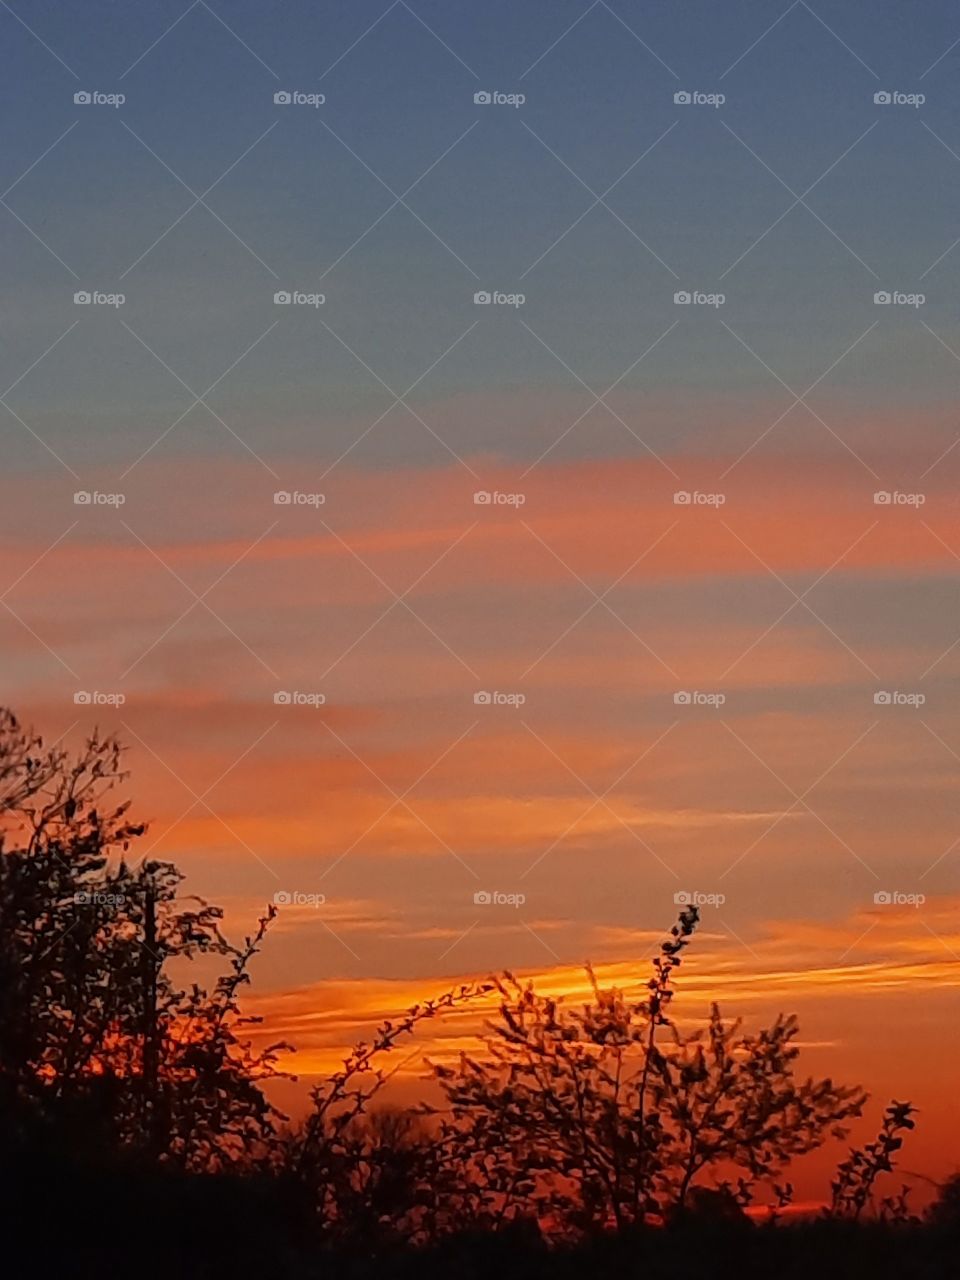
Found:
[4,1158,958,1280]
[25,1220,960,1280]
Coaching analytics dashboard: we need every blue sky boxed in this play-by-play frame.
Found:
[3,0,960,471]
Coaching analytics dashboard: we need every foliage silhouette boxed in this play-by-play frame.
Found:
[829,1099,918,1220]
[0,707,945,1276]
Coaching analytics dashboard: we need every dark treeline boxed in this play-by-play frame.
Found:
[1,709,957,1278]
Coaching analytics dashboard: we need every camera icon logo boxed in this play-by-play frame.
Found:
[273,890,292,904]
[874,691,892,705]
[473,491,492,505]
[474,91,492,105]
[73,691,92,705]
[73,491,92,505]
[474,691,492,705]
[873,890,892,904]
[74,291,91,305]
[873,491,891,505]
[274,290,292,304]
[273,691,292,705]
[673,491,692,505]
[674,91,691,105]
[673,290,691,304]
[874,291,891,305]
[474,890,492,904]
[474,290,492,305]
[74,91,91,105]
[874,91,891,105]
[274,490,292,504]
[673,890,693,904]
[673,691,692,705]
[274,91,292,105]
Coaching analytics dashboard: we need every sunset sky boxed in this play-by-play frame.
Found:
[3,0,960,1200]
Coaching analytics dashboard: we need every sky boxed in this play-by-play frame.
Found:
[3,0,960,1200]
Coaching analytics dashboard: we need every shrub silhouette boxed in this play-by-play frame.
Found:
[288,978,494,1246]
[425,910,868,1238]
[927,1172,960,1229]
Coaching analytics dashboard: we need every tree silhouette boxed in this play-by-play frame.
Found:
[0,709,290,1170]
